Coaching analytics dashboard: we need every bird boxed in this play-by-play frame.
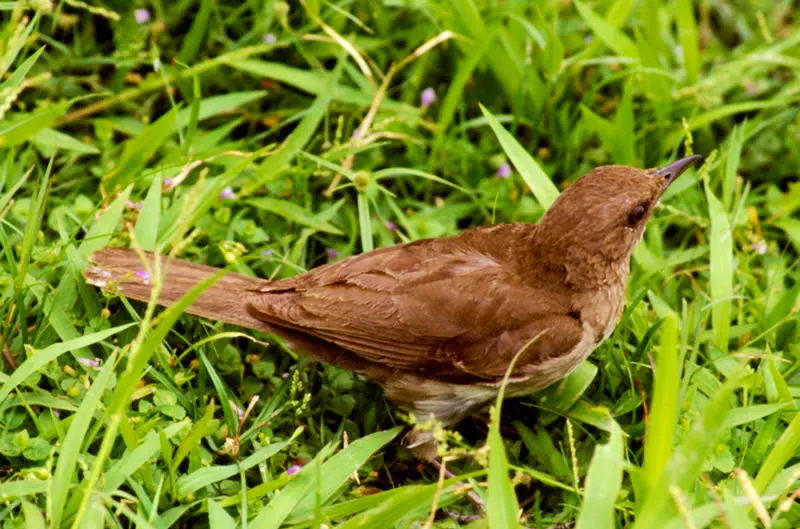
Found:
[84,155,702,460]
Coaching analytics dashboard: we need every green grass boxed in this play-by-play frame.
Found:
[1,1,799,527]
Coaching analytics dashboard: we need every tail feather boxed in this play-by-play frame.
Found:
[84,247,271,332]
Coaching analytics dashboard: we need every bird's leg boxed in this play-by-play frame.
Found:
[430,457,486,512]
[403,429,486,512]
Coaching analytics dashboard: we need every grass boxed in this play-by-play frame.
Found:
[1,0,799,527]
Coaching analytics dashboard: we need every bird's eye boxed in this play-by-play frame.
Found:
[628,204,647,226]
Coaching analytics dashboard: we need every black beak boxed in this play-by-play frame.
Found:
[653,155,703,187]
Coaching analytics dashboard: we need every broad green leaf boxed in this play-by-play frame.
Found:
[538,361,598,415]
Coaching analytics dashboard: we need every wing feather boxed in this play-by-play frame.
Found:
[245,227,583,380]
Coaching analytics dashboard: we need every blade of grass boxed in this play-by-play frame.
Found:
[171,401,215,474]
[705,181,733,354]
[246,56,345,191]
[69,270,226,529]
[0,324,135,410]
[176,437,297,497]
[247,197,344,235]
[208,499,237,529]
[642,313,680,497]
[0,101,71,148]
[573,0,639,59]
[723,123,745,210]
[632,370,742,527]
[50,350,119,528]
[78,186,132,259]
[674,0,700,84]
[22,501,46,529]
[293,427,401,513]
[102,421,190,493]
[251,428,400,528]
[224,59,412,112]
[480,103,559,208]
[357,192,373,252]
[753,409,800,493]
[575,421,624,529]
[335,483,460,529]
[177,0,212,65]
[0,45,44,95]
[135,177,162,252]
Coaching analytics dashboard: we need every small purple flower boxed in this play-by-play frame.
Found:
[751,241,767,255]
[263,33,277,45]
[261,249,274,257]
[78,357,100,369]
[584,35,593,44]
[125,200,143,210]
[496,163,512,179]
[134,8,150,24]
[135,269,151,286]
[420,87,436,108]
[286,464,302,476]
[326,248,340,260]
[385,220,396,232]
[352,128,361,139]
[282,372,290,378]
[219,186,237,200]
[233,403,245,420]
[163,177,174,188]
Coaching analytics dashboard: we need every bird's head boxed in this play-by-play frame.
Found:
[534,155,702,286]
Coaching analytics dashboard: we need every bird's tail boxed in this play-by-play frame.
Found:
[84,247,271,332]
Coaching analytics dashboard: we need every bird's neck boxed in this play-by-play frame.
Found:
[522,226,631,291]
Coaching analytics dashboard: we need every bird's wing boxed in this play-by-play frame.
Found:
[245,233,584,379]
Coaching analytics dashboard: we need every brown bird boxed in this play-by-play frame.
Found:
[84,155,701,460]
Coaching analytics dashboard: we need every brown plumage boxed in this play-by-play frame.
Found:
[84,156,701,459]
